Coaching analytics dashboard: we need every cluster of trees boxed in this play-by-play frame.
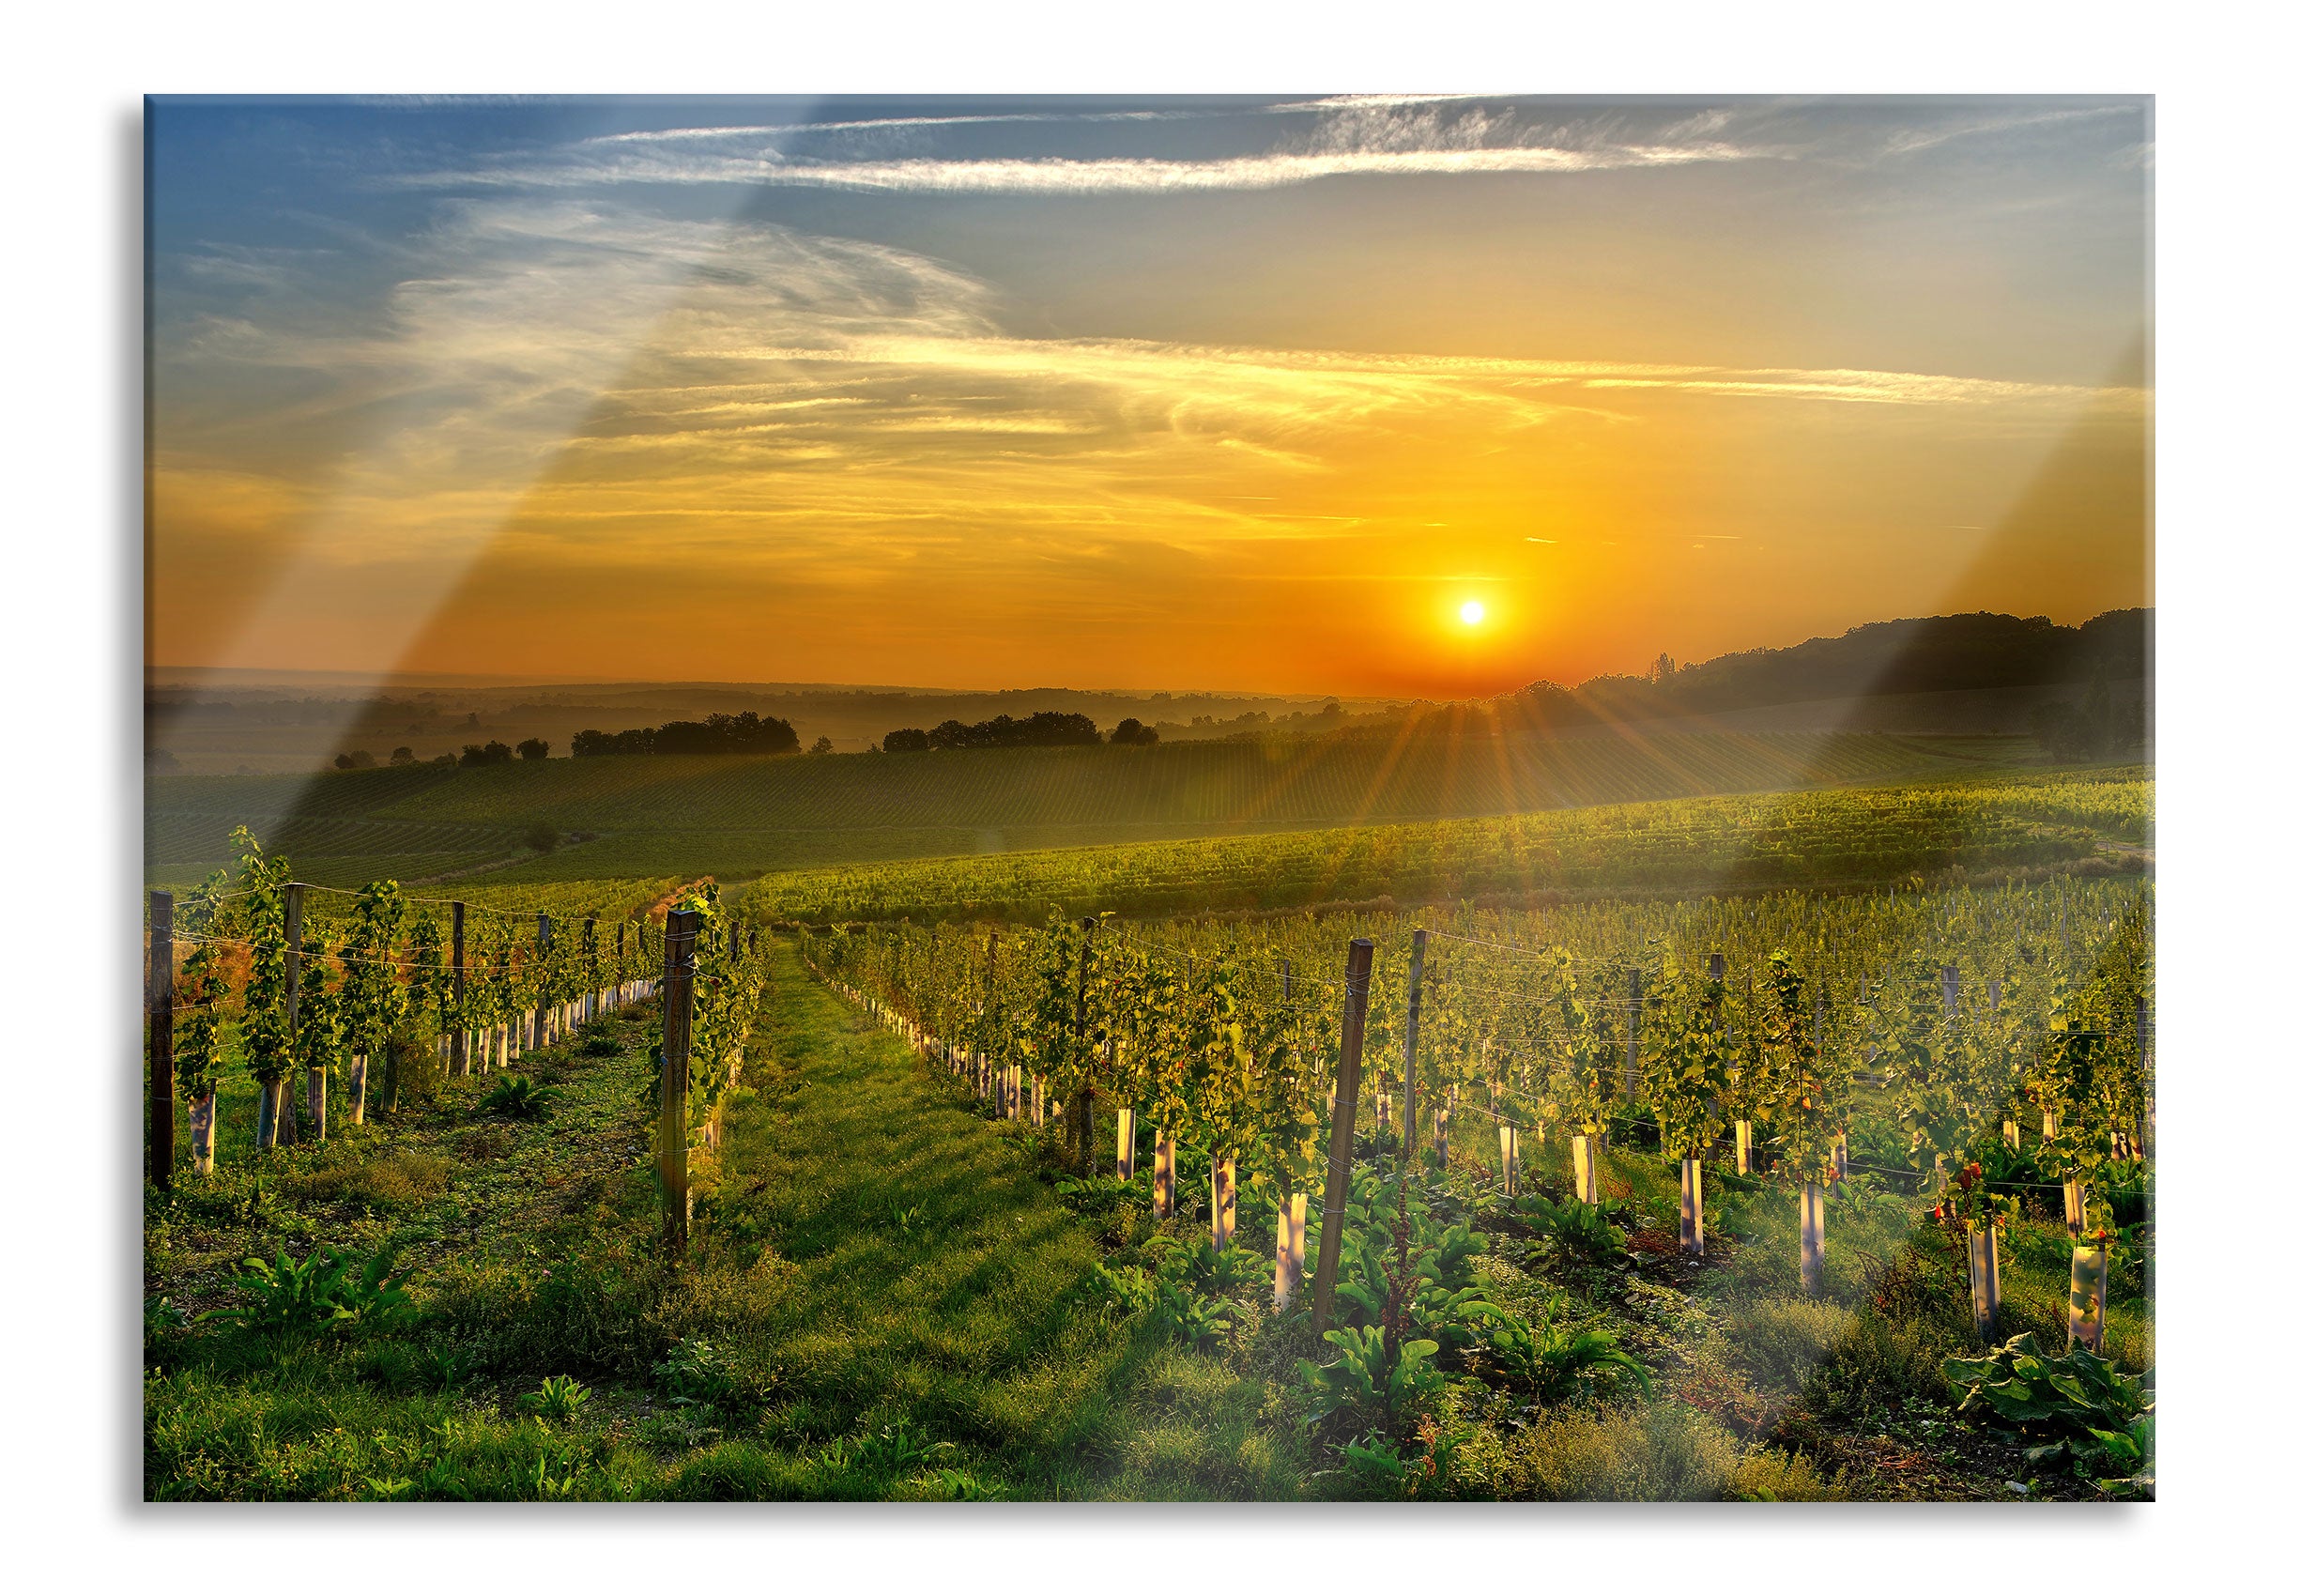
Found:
[882,711,1105,753]
[454,739,549,766]
[571,712,800,758]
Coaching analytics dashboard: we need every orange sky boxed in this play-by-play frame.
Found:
[150,96,2150,697]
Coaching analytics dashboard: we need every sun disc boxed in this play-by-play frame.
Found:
[1460,600,1485,625]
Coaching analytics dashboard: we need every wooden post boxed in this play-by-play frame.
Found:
[659,907,698,1262]
[1071,917,1097,1173]
[1623,965,1643,1111]
[1799,1180,1825,1294]
[2134,996,2151,1158]
[1311,938,1376,1335]
[533,914,552,1051]
[1942,964,1958,1018]
[277,882,304,1145]
[1679,1159,1703,1255]
[584,915,598,1023]
[1402,928,1425,1162]
[147,892,176,1190]
[451,901,468,1076]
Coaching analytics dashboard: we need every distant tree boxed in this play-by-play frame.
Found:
[463,712,480,729]
[809,735,835,755]
[923,711,1102,750]
[333,749,376,771]
[882,728,932,753]
[431,753,456,766]
[516,737,550,761]
[146,747,180,773]
[570,712,799,757]
[524,821,560,853]
[1109,717,1158,746]
[1648,652,1677,683]
[460,741,514,768]
[389,746,415,766]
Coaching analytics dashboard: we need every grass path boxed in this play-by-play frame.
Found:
[686,940,1305,1498]
[144,940,1306,1500]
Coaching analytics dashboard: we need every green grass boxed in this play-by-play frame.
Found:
[147,728,2024,890]
[145,941,1311,1501]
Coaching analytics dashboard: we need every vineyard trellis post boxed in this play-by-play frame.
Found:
[1402,927,1425,1162]
[147,890,175,1191]
[451,901,468,1077]
[659,907,699,1263]
[278,880,304,1145]
[1624,965,1642,1109]
[1071,915,1097,1174]
[1311,936,1375,1336]
[984,931,999,1105]
[584,915,598,1024]
[533,913,552,1051]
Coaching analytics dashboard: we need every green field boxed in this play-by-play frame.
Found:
[740,766,2153,924]
[146,728,2026,891]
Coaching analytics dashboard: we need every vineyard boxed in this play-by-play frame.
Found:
[743,767,2154,924]
[144,769,2154,1498]
[145,727,2022,890]
[785,871,2154,1498]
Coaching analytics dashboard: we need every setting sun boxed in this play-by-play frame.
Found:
[1460,600,1486,626]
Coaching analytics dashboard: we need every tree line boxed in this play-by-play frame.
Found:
[881,712,1158,753]
[571,711,800,758]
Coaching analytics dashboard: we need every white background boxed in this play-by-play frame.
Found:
[0,1,2279,1587]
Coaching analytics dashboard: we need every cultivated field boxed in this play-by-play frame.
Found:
[142,753,2154,1502]
[146,728,2026,891]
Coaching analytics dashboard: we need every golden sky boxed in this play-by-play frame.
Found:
[150,96,2150,697]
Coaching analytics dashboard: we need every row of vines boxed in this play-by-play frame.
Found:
[146,830,769,1207]
[790,875,2152,1352]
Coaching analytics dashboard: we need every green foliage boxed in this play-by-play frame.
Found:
[479,1075,560,1122]
[1296,1326,1444,1431]
[201,1245,411,1337]
[652,1338,740,1411]
[1641,955,1733,1161]
[1478,1320,1651,1405]
[231,828,296,1086]
[1336,1423,1462,1499]
[517,1374,592,1422]
[1147,1280,1242,1351]
[1510,1190,1632,1266]
[1941,1331,2153,1490]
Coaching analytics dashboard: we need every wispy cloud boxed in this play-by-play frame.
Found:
[416,141,1764,194]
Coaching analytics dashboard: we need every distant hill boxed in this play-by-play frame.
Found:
[1503,609,2150,730]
